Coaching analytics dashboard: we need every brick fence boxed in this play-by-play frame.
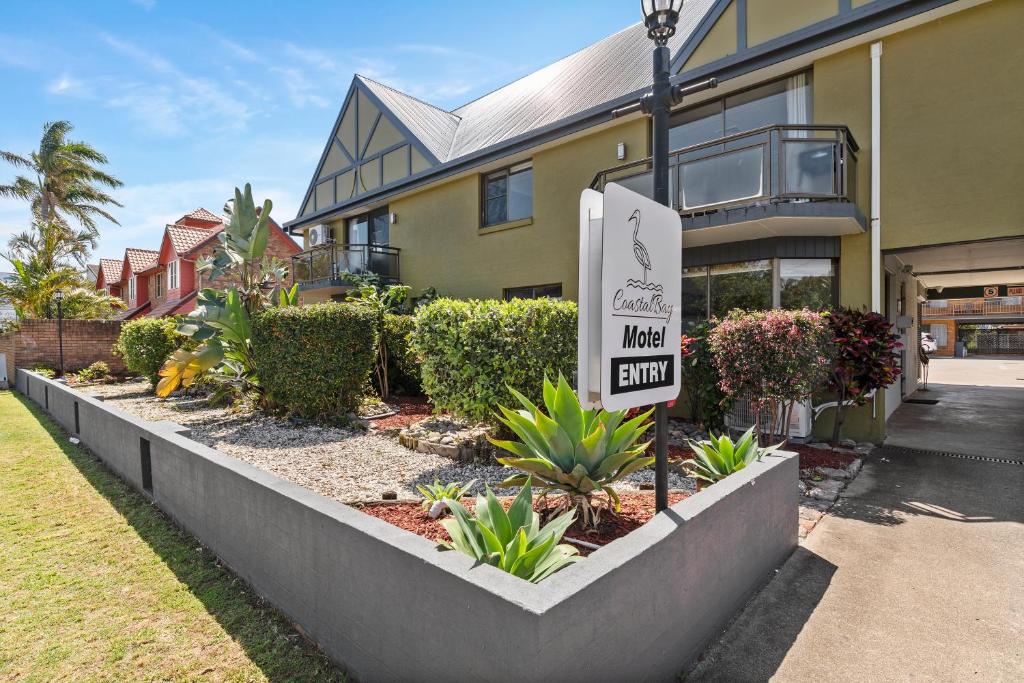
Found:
[1,320,124,383]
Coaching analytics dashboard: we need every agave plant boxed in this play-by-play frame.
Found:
[683,426,782,484]
[440,478,580,583]
[417,478,476,516]
[489,374,654,529]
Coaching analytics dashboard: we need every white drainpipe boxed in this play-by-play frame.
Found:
[871,41,883,313]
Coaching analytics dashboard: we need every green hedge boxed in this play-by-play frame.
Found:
[411,298,577,420]
[383,313,420,395]
[252,303,378,418]
[113,318,180,386]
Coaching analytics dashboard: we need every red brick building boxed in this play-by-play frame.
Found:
[98,207,301,320]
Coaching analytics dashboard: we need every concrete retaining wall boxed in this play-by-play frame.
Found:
[16,369,797,682]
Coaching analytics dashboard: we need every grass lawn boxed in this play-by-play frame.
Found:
[0,390,347,682]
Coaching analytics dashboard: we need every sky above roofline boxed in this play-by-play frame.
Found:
[1,0,651,264]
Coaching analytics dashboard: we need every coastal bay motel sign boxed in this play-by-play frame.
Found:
[578,183,681,411]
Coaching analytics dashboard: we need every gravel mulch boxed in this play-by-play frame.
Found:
[83,380,695,505]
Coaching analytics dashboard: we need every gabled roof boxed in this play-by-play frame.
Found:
[98,258,123,285]
[166,223,220,256]
[291,1,716,227]
[123,248,160,276]
[178,207,224,225]
[357,76,461,162]
[147,290,198,319]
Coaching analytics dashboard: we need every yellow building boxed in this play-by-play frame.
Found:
[284,0,1024,442]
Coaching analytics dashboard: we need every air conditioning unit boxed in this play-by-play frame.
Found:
[725,399,813,439]
[308,224,332,247]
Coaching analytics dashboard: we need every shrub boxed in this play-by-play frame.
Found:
[30,365,55,378]
[75,361,111,383]
[114,318,180,386]
[708,308,831,445]
[680,321,732,433]
[825,308,902,442]
[252,303,378,419]
[411,298,576,420]
[383,313,421,395]
[683,427,781,483]
[491,374,654,529]
[441,478,580,583]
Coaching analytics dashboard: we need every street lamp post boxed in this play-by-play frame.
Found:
[616,0,718,512]
[54,289,65,378]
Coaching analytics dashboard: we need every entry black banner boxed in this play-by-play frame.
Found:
[609,354,675,395]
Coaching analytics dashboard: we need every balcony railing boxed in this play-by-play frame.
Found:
[590,124,858,215]
[291,243,400,288]
[923,296,1024,318]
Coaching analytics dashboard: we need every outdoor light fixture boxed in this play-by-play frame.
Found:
[616,141,627,160]
[54,289,65,378]
[641,0,685,45]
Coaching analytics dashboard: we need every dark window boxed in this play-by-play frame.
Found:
[483,161,533,226]
[503,283,562,301]
[669,72,812,150]
[347,206,389,245]
[779,258,836,310]
[685,257,838,320]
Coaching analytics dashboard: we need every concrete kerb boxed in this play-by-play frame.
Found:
[16,369,798,682]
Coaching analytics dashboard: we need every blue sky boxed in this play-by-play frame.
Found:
[0,0,644,262]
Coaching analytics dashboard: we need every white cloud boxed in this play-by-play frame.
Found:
[201,26,264,64]
[283,44,338,72]
[271,67,330,109]
[98,33,252,133]
[46,74,92,97]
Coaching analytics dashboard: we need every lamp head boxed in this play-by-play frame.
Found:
[641,0,685,45]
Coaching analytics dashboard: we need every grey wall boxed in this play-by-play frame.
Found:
[17,369,797,682]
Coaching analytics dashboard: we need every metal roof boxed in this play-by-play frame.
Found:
[357,76,461,162]
[444,6,713,160]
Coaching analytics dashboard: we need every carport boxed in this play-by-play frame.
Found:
[882,236,1024,458]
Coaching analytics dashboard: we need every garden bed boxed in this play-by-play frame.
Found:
[357,490,692,557]
[82,379,696,504]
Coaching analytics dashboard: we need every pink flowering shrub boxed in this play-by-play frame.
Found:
[708,308,831,444]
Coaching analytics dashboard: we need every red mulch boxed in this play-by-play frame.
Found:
[356,491,691,557]
[369,395,433,430]
[791,443,859,470]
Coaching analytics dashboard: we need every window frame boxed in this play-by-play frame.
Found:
[168,259,179,291]
[154,272,163,299]
[502,283,562,301]
[128,276,136,303]
[346,206,390,246]
[481,160,533,228]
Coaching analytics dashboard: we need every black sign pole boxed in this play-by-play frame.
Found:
[650,45,672,514]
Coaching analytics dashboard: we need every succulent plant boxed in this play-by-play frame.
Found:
[683,426,781,483]
[416,478,476,517]
[489,374,654,528]
[440,478,580,583]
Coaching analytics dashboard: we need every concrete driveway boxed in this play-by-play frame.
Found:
[886,358,1024,462]
[685,450,1024,681]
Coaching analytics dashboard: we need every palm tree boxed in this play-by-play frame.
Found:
[6,220,96,269]
[0,120,123,236]
[0,257,123,320]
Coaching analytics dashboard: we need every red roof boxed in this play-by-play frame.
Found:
[98,258,123,285]
[123,248,160,275]
[166,223,221,256]
[178,207,224,225]
[147,291,198,318]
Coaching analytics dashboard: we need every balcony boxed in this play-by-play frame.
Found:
[923,296,1024,320]
[590,125,865,247]
[291,243,400,292]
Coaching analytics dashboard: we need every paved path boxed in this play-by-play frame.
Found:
[886,359,1024,462]
[685,449,1024,681]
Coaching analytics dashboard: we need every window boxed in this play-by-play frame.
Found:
[682,257,837,327]
[347,206,389,245]
[482,161,533,227]
[669,72,812,150]
[779,259,836,310]
[154,273,163,299]
[128,276,136,303]
[710,260,772,318]
[168,259,179,290]
[503,283,562,301]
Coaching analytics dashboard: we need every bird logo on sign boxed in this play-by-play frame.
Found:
[626,209,661,292]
